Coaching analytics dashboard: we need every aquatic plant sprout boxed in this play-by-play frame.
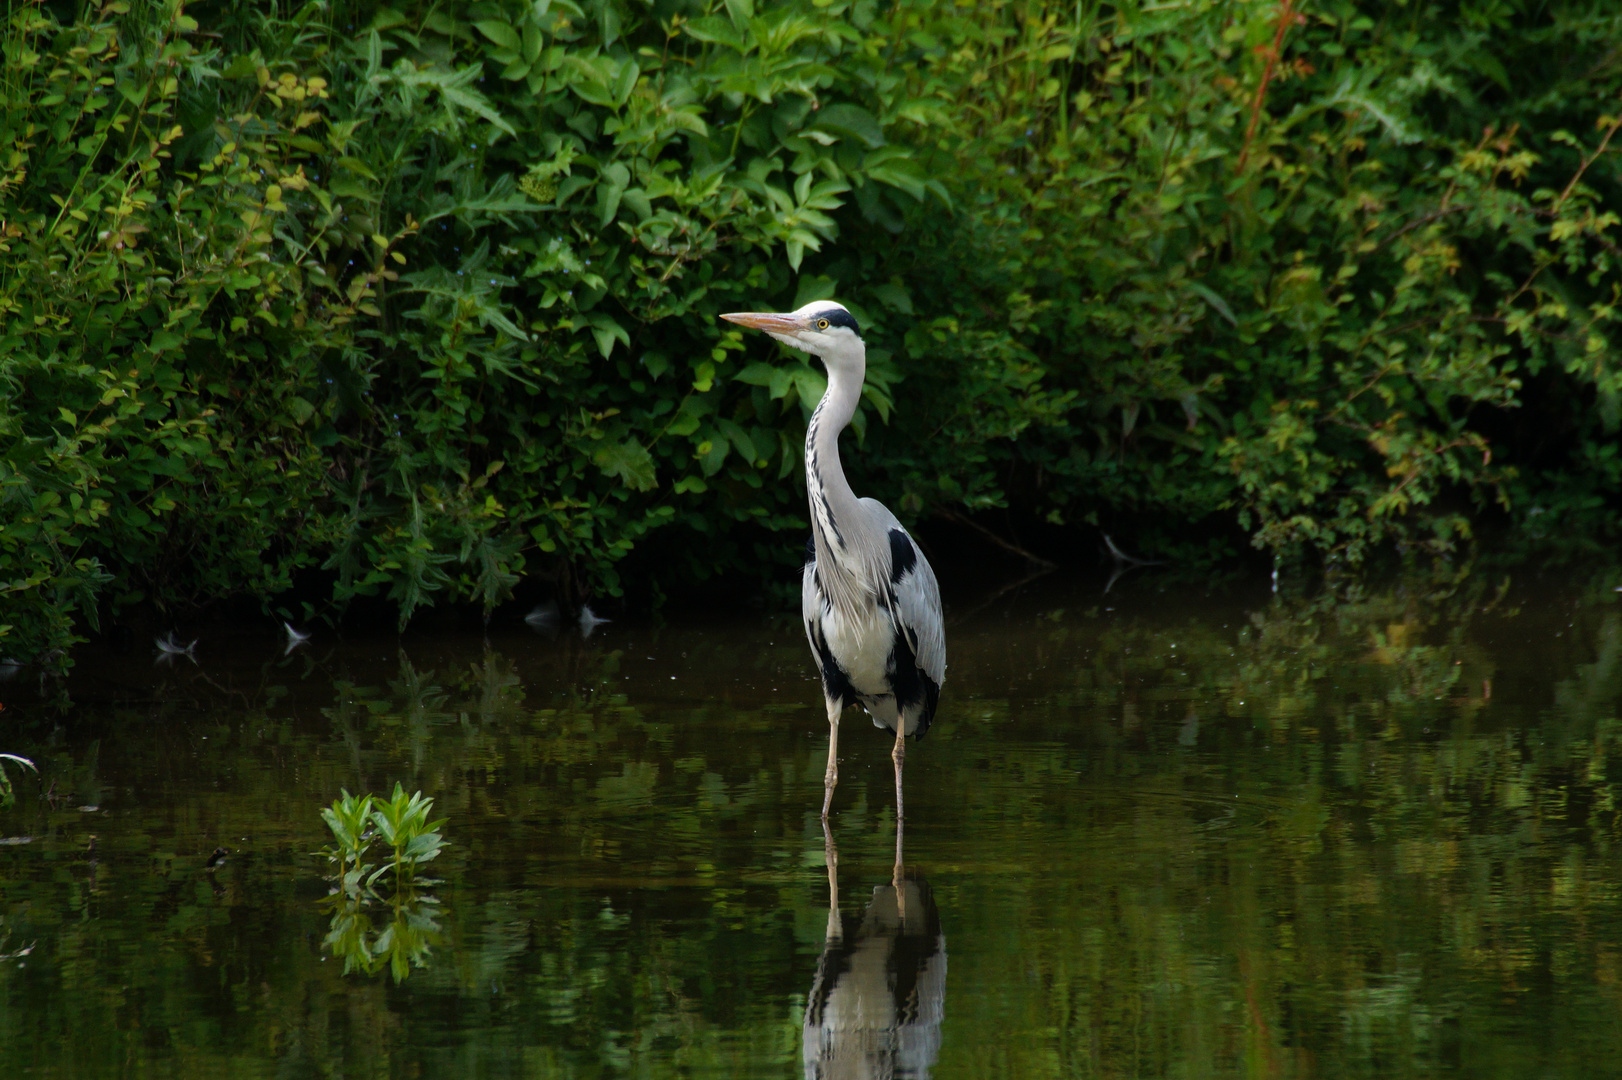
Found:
[318,784,448,894]
[367,783,449,890]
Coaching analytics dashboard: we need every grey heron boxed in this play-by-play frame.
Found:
[721,301,946,825]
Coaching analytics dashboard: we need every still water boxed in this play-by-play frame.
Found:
[3,567,1622,1078]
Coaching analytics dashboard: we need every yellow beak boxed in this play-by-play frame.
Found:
[720,311,805,334]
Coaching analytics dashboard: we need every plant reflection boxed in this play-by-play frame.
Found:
[805,827,946,1079]
[322,891,444,983]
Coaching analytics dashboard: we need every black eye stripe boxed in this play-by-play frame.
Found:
[814,308,861,335]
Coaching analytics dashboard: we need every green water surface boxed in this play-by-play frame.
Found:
[3,567,1622,1078]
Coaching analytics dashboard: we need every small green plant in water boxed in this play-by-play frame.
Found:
[318,784,448,893]
[316,784,448,980]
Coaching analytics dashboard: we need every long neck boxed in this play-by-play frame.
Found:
[806,353,866,560]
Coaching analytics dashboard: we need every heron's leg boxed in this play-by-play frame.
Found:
[822,817,841,941]
[820,698,841,820]
[891,723,907,887]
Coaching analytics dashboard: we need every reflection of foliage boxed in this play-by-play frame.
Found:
[3,569,1622,1075]
[316,784,448,981]
[322,893,443,984]
[945,565,1622,1076]
[0,924,33,962]
[0,754,33,808]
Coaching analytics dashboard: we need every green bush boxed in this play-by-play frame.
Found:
[858,0,1622,566]
[1,0,931,665]
[2,0,1620,669]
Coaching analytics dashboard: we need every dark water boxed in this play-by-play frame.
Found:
[4,567,1622,1078]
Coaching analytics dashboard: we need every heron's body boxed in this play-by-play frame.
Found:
[723,300,945,822]
[803,506,941,739]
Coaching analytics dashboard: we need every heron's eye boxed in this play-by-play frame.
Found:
[816,318,830,330]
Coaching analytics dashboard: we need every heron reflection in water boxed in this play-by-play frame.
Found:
[804,827,946,1079]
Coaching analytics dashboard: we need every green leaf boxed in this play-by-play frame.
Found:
[813,104,885,148]
[717,418,761,464]
[473,21,522,52]
[684,16,745,51]
[1187,282,1237,327]
[735,362,779,387]
[589,322,626,360]
[865,154,927,200]
[592,440,658,491]
[869,282,913,315]
[793,368,827,408]
[612,60,639,107]
[439,84,517,137]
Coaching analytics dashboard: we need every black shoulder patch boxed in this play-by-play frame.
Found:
[887,529,916,584]
[818,307,860,336]
[886,621,939,740]
[804,533,816,564]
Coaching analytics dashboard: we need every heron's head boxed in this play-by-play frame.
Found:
[720,301,864,372]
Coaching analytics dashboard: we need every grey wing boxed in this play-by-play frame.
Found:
[894,542,945,688]
[869,505,947,690]
[862,501,945,687]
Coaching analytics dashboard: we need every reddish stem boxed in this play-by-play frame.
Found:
[1553,110,1622,212]
[1236,0,1298,174]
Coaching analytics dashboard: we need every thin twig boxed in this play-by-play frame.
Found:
[936,509,1056,569]
[1554,110,1622,212]
[946,563,1057,627]
[1369,205,1467,256]
[1235,0,1299,174]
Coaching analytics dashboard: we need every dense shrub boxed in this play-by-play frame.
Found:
[3,0,1620,668]
[857,0,1622,567]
